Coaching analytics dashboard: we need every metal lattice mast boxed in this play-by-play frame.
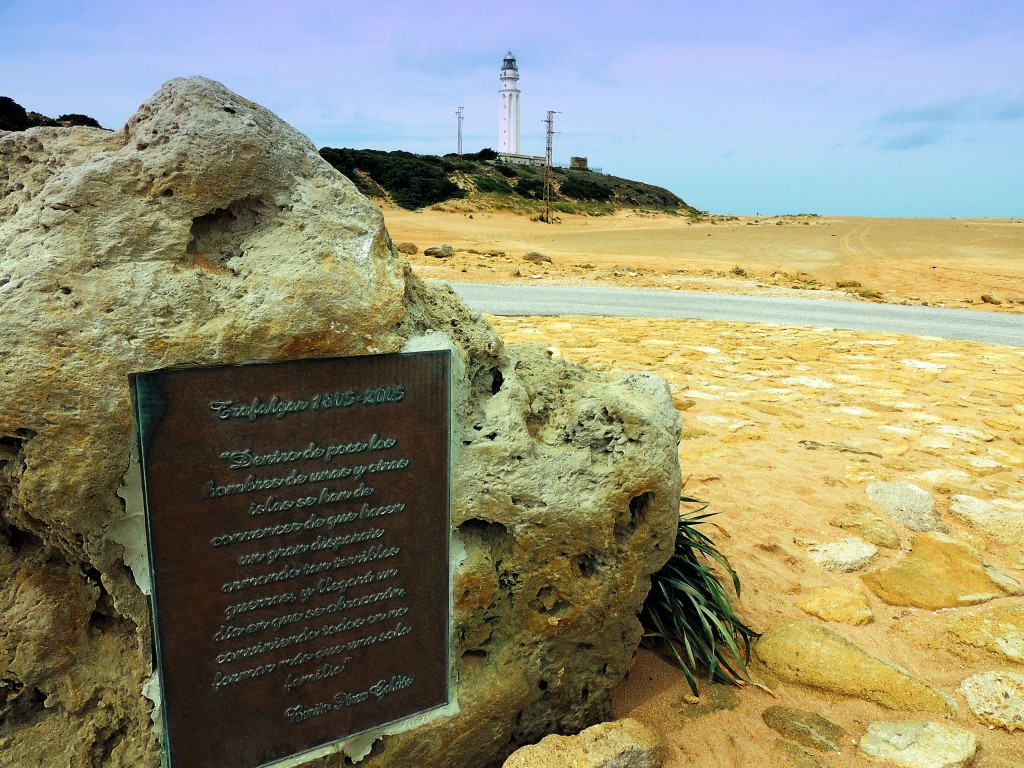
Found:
[456,107,464,158]
[543,110,556,223]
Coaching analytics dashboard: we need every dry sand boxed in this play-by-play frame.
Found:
[385,208,1024,766]
[386,208,1024,311]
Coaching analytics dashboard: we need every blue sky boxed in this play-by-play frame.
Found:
[2,0,1022,216]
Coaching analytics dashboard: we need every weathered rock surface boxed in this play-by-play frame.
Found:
[0,77,682,768]
[501,718,665,768]
[857,721,978,768]
[831,506,901,549]
[944,603,1024,664]
[802,535,878,572]
[754,621,952,714]
[523,251,552,264]
[761,706,846,753]
[949,494,1024,545]
[395,241,418,254]
[796,583,874,625]
[960,671,1024,731]
[866,481,939,531]
[862,532,1023,609]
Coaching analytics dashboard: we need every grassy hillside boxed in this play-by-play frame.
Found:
[319,147,699,217]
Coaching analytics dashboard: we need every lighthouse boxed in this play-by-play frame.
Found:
[498,51,520,155]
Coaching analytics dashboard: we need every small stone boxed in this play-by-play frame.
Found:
[796,583,874,625]
[960,671,1024,731]
[981,293,1004,305]
[831,507,901,549]
[803,536,878,572]
[523,251,552,263]
[857,720,978,768]
[771,739,827,768]
[395,242,418,254]
[762,706,846,752]
[862,532,1023,609]
[754,621,952,714]
[866,480,938,531]
[424,243,453,258]
[501,718,665,768]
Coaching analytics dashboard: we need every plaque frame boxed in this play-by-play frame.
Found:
[132,350,452,768]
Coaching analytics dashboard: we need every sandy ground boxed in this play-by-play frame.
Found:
[384,208,1024,312]
[490,315,1024,768]
[382,208,1024,767]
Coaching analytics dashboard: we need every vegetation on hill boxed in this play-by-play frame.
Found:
[0,97,102,131]
[319,146,698,216]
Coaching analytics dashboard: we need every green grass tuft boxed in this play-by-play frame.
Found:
[640,495,760,696]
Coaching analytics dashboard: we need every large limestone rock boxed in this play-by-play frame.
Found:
[754,621,953,714]
[0,77,682,768]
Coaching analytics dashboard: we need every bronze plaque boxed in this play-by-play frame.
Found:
[132,351,451,768]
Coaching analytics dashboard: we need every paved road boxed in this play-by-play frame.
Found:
[442,282,1024,348]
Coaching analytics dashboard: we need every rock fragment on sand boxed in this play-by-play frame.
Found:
[754,621,953,714]
[424,243,453,257]
[523,251,552,263]
[802,536,878,572]
[831,507,901,548]
[501,719,665,768]
[857,721,977,768]
[866,481,939,531]
[960,671,1024,731]
[395,241,418,254]
[762,706,846,752]
[862,532,1023,609]
[796,583,874,625]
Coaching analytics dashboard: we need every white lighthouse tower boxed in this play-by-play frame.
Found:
[498,51,520,155]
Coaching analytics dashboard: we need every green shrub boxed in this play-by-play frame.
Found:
[319,147,465,209]
[515,176,545,199]
[473,174,513,195]
[558,174,614,202]
[640,495,759,695]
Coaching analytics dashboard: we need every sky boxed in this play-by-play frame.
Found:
[2,0,1022,217]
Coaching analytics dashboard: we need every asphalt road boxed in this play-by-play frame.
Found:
[442,282,1024,348]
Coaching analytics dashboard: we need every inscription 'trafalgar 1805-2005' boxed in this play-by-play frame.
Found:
[132,351,451,768]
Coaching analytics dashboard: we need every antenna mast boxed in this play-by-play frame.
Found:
[543,110,558,223]
[456,106,464,157]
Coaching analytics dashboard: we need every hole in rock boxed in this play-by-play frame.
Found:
[3,685,47,727]
[457,517,511,544]
[576,553,599,578]
[161,188,174,197]
[614,491,654,543]
[490,368,504,395]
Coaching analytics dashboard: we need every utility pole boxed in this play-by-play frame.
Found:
[456,107,464,158]
[543,110,558,223]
